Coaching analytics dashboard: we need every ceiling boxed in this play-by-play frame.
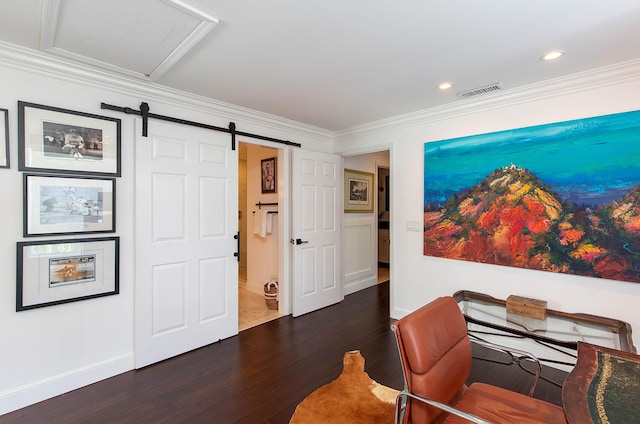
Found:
[1,0,640,132]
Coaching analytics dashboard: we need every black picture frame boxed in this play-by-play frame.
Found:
[24,173,116,237]
[17,236,120,311]
[18,101,121,176]
[0,108,8,168]
[261,157,277,193]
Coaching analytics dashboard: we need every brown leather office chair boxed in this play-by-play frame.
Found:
[391,296,568,423]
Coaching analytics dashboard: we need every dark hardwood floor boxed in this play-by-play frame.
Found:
[0,282,567,424]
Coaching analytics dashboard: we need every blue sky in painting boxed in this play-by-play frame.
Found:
[424,110,640,208]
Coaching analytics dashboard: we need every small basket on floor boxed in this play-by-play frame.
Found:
[264,280,278,310]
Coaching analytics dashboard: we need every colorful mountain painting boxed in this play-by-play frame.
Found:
[424,110,640,283]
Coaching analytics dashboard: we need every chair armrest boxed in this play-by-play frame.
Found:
[470,337,542,397]
[396,390,492,424]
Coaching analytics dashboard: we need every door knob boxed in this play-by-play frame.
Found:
[290,238,309,245]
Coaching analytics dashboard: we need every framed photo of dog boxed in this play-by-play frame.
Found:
[18,101,121,176]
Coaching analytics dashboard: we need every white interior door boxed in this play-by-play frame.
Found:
[292,149,343,316]
[134,118,238,368]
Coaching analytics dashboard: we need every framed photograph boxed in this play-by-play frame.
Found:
[0,108,8,168]
[18,101,121,176]
[16,236,119,311]
[261,157,277,193]
[344,168,374,213]
[24,174,115,236]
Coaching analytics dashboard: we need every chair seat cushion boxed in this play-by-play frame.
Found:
[441,382,567,424]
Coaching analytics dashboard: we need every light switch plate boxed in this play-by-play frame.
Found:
[406,220,421,232]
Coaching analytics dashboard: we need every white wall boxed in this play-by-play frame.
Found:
[343,151,389,294]
[0,45,332,414]
[335,59,640,350]
[0,66,136,415]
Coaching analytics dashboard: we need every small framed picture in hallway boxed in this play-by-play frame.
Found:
[344,168,374,213]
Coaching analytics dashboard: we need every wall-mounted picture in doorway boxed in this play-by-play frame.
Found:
[261,157,277,193]
[344,169,374,213]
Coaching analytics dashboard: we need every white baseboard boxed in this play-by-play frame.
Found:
[0,353,134,416]
[390,306,414,320]
[344,276,377,296]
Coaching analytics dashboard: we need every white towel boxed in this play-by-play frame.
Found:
[253,209,270,238]
[266,212,274,235]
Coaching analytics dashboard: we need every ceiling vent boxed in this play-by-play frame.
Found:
[457,83,504,99]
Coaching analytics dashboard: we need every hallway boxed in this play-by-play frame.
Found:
[378,266,389,283]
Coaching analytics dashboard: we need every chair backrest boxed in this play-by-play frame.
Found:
[393,296,472,423]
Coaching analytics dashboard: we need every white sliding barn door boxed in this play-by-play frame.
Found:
[291,149,343,316]
[134,119,238,368]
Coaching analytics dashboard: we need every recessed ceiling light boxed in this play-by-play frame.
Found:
[438,82,453,90]
[541,50,564,61]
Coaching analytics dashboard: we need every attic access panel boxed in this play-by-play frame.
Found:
[40,0,218,80]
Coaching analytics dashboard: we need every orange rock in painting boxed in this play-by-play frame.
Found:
[423,166,640,283]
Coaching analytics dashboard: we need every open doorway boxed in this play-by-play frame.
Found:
[238,142,283,330]
[342,150,390,294]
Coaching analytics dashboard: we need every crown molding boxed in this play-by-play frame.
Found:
[0,41,333,145]
[335,58,640,141]
[3,39,638,147]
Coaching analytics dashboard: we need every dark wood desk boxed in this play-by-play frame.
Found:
[563,342,640,423]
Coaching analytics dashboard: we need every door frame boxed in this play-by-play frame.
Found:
[277,146,292,315]
[377,163,390,270]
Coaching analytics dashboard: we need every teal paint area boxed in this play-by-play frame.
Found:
[424,110,640,209]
